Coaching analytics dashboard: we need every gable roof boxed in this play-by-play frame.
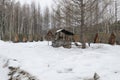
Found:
[56,29,74,35]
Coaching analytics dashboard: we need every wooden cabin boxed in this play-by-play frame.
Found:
[52,29,74,48]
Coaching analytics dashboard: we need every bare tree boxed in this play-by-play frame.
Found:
[43,7,50,33]
[52,0,112,48]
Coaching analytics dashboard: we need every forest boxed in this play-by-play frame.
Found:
[0,0,120,48]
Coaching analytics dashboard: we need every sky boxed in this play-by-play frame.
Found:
[16,0,53,11]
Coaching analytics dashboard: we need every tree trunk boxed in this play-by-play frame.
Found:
[80,0,86,49]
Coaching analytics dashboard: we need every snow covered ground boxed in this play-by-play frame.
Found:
[0,40,120,80]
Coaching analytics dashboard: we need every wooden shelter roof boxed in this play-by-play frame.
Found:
[56,29,74,35]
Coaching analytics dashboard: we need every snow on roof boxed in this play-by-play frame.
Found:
[56,29,63,33]
[56,29,74,35]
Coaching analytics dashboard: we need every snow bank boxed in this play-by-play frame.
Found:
[0,55,39,80]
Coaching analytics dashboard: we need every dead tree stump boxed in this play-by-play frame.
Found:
[23,36,27,42]
[14,34,19,43]
[94,33,99,43]
[108,32,116,45]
